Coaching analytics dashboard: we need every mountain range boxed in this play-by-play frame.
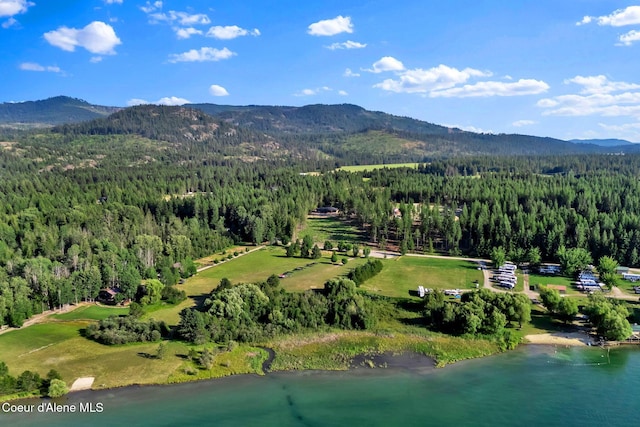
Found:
[0,96,637,165]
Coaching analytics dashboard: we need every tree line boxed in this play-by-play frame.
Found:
[177,276,377,344]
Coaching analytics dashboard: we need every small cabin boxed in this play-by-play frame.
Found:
[316,206,339,214]
[97,288,120,305]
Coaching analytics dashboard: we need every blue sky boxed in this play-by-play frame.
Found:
[2,1,640,142]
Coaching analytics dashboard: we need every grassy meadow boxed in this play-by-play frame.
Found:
[144,246,369,325]
[0,321,265,391]
[297,215,364,244]
[51,305,129,321]
[528,273,579,295]
[337,162,420,172]
[360,256,483,298]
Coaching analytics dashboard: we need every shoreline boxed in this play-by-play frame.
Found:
[2,343,624,406]
[3,350,439,404]
[523,331,597,347]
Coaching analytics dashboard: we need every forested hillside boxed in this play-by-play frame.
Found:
[2,97,630,161]
[1,99,640,330]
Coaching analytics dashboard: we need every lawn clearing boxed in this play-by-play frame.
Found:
[190,246,368,292]
[147,246,369,325]
[337,163,420,172]
[616,279,640,296]
[360,256,483,298]
[528,273,580,295]
[195,245,255,267]
[298,215,364,244]
[0,320,258,390]
[51,305,129,321]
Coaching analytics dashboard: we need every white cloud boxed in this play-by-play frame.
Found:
[371,61,544,99]
[338,90,348,96]
[175,27,202,39]
[598,122,640,142]
[444,123,494,134]
[140,1,162,14]
[374,64,489,93]
[295,89,317,96]
[157,96,190,105]
[364,56,405,73]
[127,96,190,106]
[127,98,149,106]
[206,25,260,39]
[344,68,360,77]
[90,56,103,63]
[104,0,123,4]
[0,0,33,17]
[429,79,549,98]
[19,62,63,73]
[294,87,332,96]
[538,75,640,118]
[538,93,640,117]
[586,6,640,27]
[512,120,536,127]
[209,84,229,96]
[307,15,353,36]
[326,40,366,50]
[578,6,640,45]
[149,10,210,26]
[2,16,16,28]
[576,16,592,26]
[44,21,122,55]
[619,30,640,46]
[565,75,640,94]
[168,47,235,63]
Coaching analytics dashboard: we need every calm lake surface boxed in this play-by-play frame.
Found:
[3,346,640,427]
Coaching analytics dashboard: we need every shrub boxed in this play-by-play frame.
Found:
[86,316,168,345]
[48,379,69,398]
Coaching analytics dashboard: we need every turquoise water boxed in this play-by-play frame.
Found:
[2,346,640,426]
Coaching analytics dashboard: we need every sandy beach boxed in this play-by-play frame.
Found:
[70,377,95,391]
[524,331,596,346]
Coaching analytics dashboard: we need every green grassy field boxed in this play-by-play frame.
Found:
[189,246,367,291]
[51,305,129,321]
[616,278,640,295]
[298,215,364,244]
[194,245,254,267]
[0,321,264,391]
[360,256,483,298]
[528,273,580,295]
[337,162,420,172]
[148,246,369,325]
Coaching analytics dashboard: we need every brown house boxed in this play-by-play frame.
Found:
[97,288,119,305]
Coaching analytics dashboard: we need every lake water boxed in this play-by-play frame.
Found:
[3,346,640,427]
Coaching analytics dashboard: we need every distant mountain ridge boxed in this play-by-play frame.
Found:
[570,138,634,147]
[187,102,454,136]
[3,96,640,162]
[0,96,118,126]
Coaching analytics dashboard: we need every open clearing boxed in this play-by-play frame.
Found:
[337,162,420,172]
[298,215,364,244]
[51,305,129,321]
[149,246,369,325]
[528,273,580,295]
[0,321,264,390]
[361,256,483,298]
